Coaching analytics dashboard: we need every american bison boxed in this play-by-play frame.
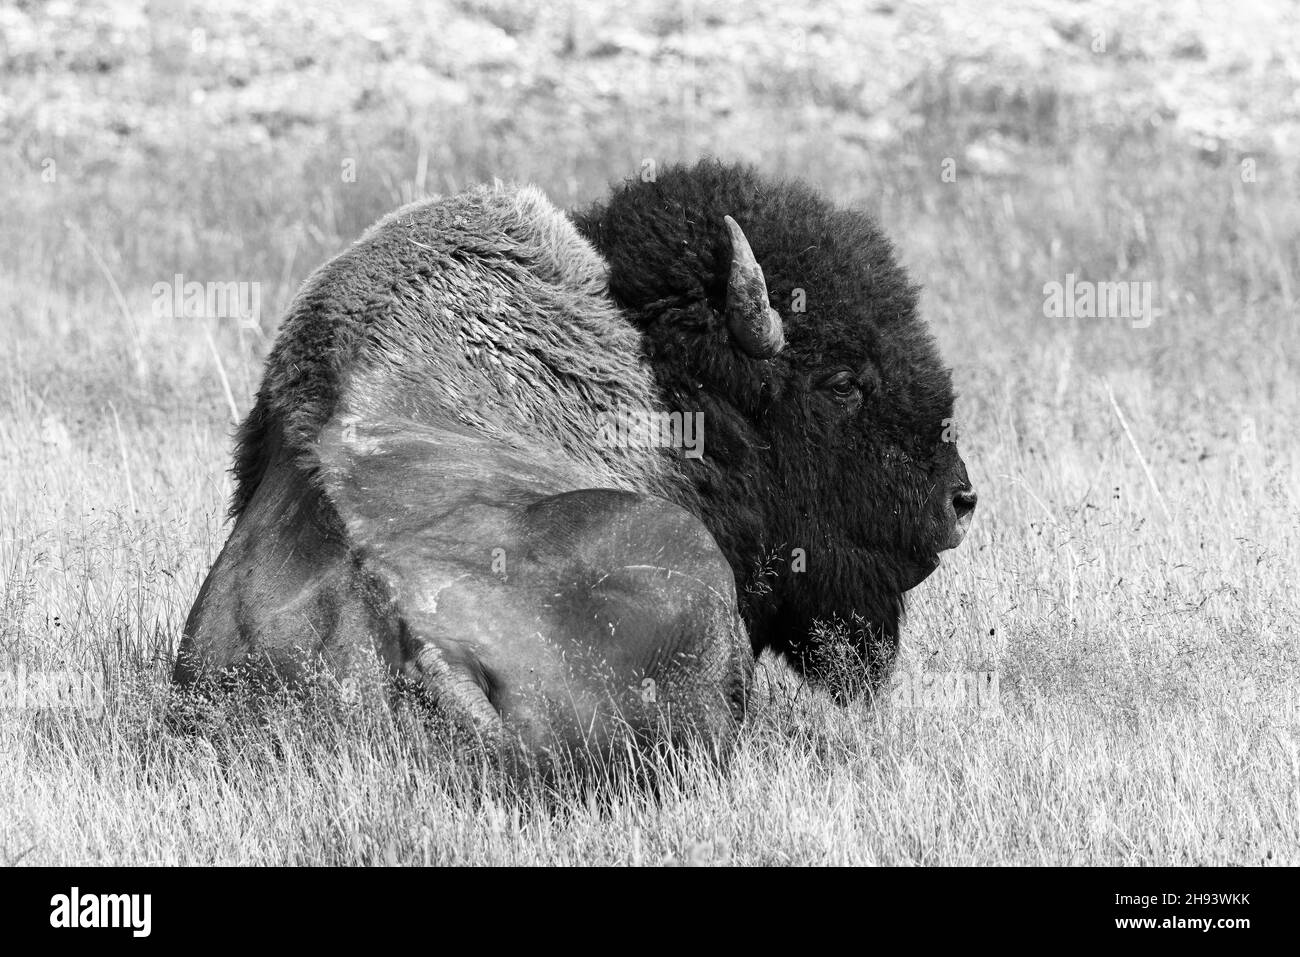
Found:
[175,160,975,768]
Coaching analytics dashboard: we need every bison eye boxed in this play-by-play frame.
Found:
[821,370,859,400]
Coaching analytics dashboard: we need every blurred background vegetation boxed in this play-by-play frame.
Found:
[4,0,1297,421]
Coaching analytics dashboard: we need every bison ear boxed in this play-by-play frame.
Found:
[723,215,785,359]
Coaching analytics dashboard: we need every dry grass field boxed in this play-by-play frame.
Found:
[1,0,1298,864]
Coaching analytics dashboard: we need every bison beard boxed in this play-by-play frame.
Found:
[175,160,973,772]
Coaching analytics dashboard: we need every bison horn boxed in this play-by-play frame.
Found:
[723,215,785,359]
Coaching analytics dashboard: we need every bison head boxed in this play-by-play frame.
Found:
[576,161,976,696]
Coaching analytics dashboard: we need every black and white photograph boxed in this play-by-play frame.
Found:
[0,0,1295,902]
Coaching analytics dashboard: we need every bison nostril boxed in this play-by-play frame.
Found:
[952,487,978,518]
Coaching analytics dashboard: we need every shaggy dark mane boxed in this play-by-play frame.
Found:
[575,160,959,679]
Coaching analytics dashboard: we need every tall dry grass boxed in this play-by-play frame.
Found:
[1,0,1297,864]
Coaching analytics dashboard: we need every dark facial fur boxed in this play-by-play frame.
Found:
[575,160,968,691]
